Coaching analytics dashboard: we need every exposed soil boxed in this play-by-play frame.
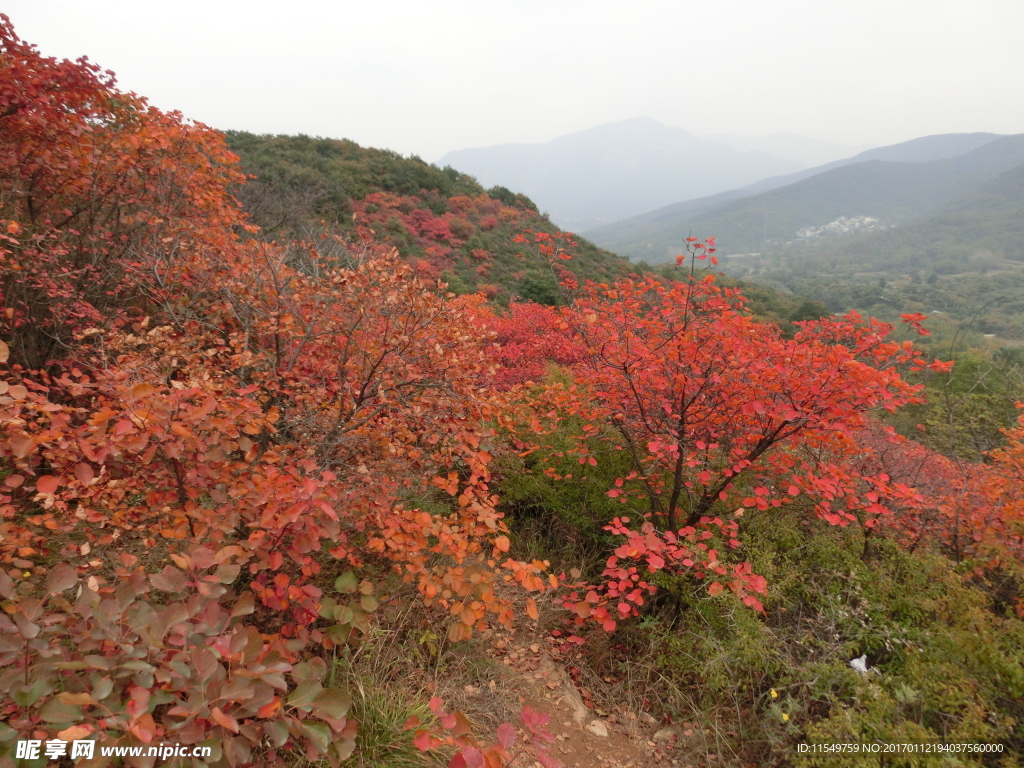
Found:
[481,626,706,768]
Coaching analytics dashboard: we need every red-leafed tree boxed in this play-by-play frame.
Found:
[0,240,550,632]
[861,412,1024,582]
[0,14,245,369]
[505,238,948,622]
[0,234,560,762]
[482,301,582,388]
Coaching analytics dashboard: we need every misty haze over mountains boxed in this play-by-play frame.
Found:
[438,118,867,231]
[585,132,1014,260]
[438,118,1024,311]
[702,133,874,168]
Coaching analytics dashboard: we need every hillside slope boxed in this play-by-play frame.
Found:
[225,132,833,326]
[587,132,1009,259]
[724,161,1024,341]
[793,160,1024,271]
[225,131,633,303]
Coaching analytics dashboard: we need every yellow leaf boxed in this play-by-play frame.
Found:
[59,692,98,706]
[57,725,94,741]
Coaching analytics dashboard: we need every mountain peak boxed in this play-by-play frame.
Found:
[438,119,803,230]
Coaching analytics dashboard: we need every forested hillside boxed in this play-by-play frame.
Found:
[718,160,1024,348]
[587,134,1024,259]
[779,161,1024,274]
[223,131,833,329]
[583,132,1003,258]
[223,131,630,304]
[2,19,1024,768]
[585,130,1024,352]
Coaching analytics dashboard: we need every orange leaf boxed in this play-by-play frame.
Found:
[257,697,281,718]
[210,706,240,733]
[525,598,539,621]
[57,724,94,741]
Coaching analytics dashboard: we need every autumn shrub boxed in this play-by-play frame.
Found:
[0,17,245,371]
[488,237,1024,765]
[0,238,562,763]
[0,548,360,767]
[849,408,1024,611]
[485,238,954,637]
[447,218,474,241]
[0,20,561,765]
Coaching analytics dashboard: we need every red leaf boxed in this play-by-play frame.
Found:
[74,462,94,484]
[461,746,485,768]
[35,475,59,494]
[413,730,434,751]
[496,722,517,749]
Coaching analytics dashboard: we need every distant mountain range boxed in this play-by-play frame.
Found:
[777,154,1024,273]
[710,147,1024,345]
[584,132,1016,261]
[437,118,865,231]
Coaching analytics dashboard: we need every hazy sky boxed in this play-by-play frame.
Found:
[7,0,1023,161]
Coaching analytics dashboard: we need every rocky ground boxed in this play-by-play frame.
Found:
[481,627,720,768]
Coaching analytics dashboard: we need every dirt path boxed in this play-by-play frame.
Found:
[482,628,694,768]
